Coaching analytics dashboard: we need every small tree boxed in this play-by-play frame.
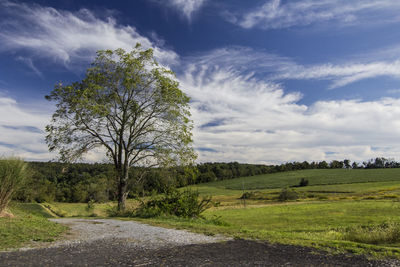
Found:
[0,157,27,215]
[45,44,196,210]
[343,159,351,169]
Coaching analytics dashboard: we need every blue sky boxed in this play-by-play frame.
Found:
[2,0,400,164]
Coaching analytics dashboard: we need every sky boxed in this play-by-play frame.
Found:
[2,0,400,164]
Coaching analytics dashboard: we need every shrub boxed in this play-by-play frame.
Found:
[278,188,299,201]
[239,191,255,199]
[299,178,309,187]
[86,199,95,212]
[136,188,213,218]
[342,222,400,244]
[0,157,28,215]
[107,206,135,217]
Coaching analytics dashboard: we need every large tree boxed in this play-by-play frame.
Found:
[45,44,196,210]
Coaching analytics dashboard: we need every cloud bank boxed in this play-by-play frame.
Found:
[180,48,400,163]
[0,0,178,70]
[2,1,400,164]
[0,97,54,161]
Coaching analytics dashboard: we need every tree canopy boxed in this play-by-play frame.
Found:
[45,44,196,210]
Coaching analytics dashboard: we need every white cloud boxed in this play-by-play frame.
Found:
[181,46,400,90]
[159,0,207,21]
[3,45,400,164]
[0,0,178,70]
[0,95,109,162]
[180,48,400,164]
[387,89,400,94]
[0,97,53,161]
[16,56,43,77]
[2,1,400,164]
[275,60,400,89]
[232,0,400,30]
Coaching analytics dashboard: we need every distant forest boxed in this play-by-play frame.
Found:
[13,157,400,203]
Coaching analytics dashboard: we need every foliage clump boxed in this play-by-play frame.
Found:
[298,178,309,187]
[239,191,255,199]
[342,222,400,244]
[136,188,213,218]
[278,188,299,201]
[0,157,28,215]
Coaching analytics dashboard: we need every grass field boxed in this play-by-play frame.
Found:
[192,169,400,191]
[147,169,400,257]
[186,169,400,206]
[6,168,400,258]
[0,203,67,250]
[136,200,400,257]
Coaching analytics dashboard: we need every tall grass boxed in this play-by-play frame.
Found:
[0,157,28,215]
[342,222,400,245]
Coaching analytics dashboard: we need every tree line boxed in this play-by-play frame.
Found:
[12,157,399,203]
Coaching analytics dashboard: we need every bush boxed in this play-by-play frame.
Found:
[278,188,299,201]
[299,178,309,187]
[86,199,95,212]
[342,222,400,244]
[0,157,28,215]
[239,191,255,199]
[136,188,213,218]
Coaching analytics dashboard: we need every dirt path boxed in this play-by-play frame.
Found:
[0,219,399,267]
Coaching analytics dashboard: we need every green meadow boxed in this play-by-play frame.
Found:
[3,168,400,258]
[192,168,400,191]
[144,169,400,257]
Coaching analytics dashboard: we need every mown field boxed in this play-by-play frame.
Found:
[191,168,400,191]
[138,169,400,257]
[184,169,400,205]
[3,168,400,258]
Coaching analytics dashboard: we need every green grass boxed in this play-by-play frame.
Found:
[137,200,400,258]
[6,168,400,258]
[0,203,67,250]
[193,169,400,191]
[139,169,400,258]
[43,202,114,217]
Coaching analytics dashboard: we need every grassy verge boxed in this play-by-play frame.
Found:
[42,202,116,218]
[0,203,67,250]
[132,200,400,258]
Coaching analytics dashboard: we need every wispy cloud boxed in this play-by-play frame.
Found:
[0,96,53,160]
[181,46,400,90]
[0,0,178,70]
[16,56,43,77]
[230,0,400,30]
[0,95,109,162]
[275,60,400,89]
[387,89,400,94]
[2,44,400,163]
[2,1,400,163]
[153,0,207,21]
[180,47,400,163]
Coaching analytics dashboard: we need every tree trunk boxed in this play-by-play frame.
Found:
[117,164,129,211]
[117,181,127,211]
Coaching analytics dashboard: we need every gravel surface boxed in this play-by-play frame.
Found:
[1,218,400,266]
[45,218,228,249]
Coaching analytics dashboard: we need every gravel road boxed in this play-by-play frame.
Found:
[1,218,399,266]
[48,218,228,249]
